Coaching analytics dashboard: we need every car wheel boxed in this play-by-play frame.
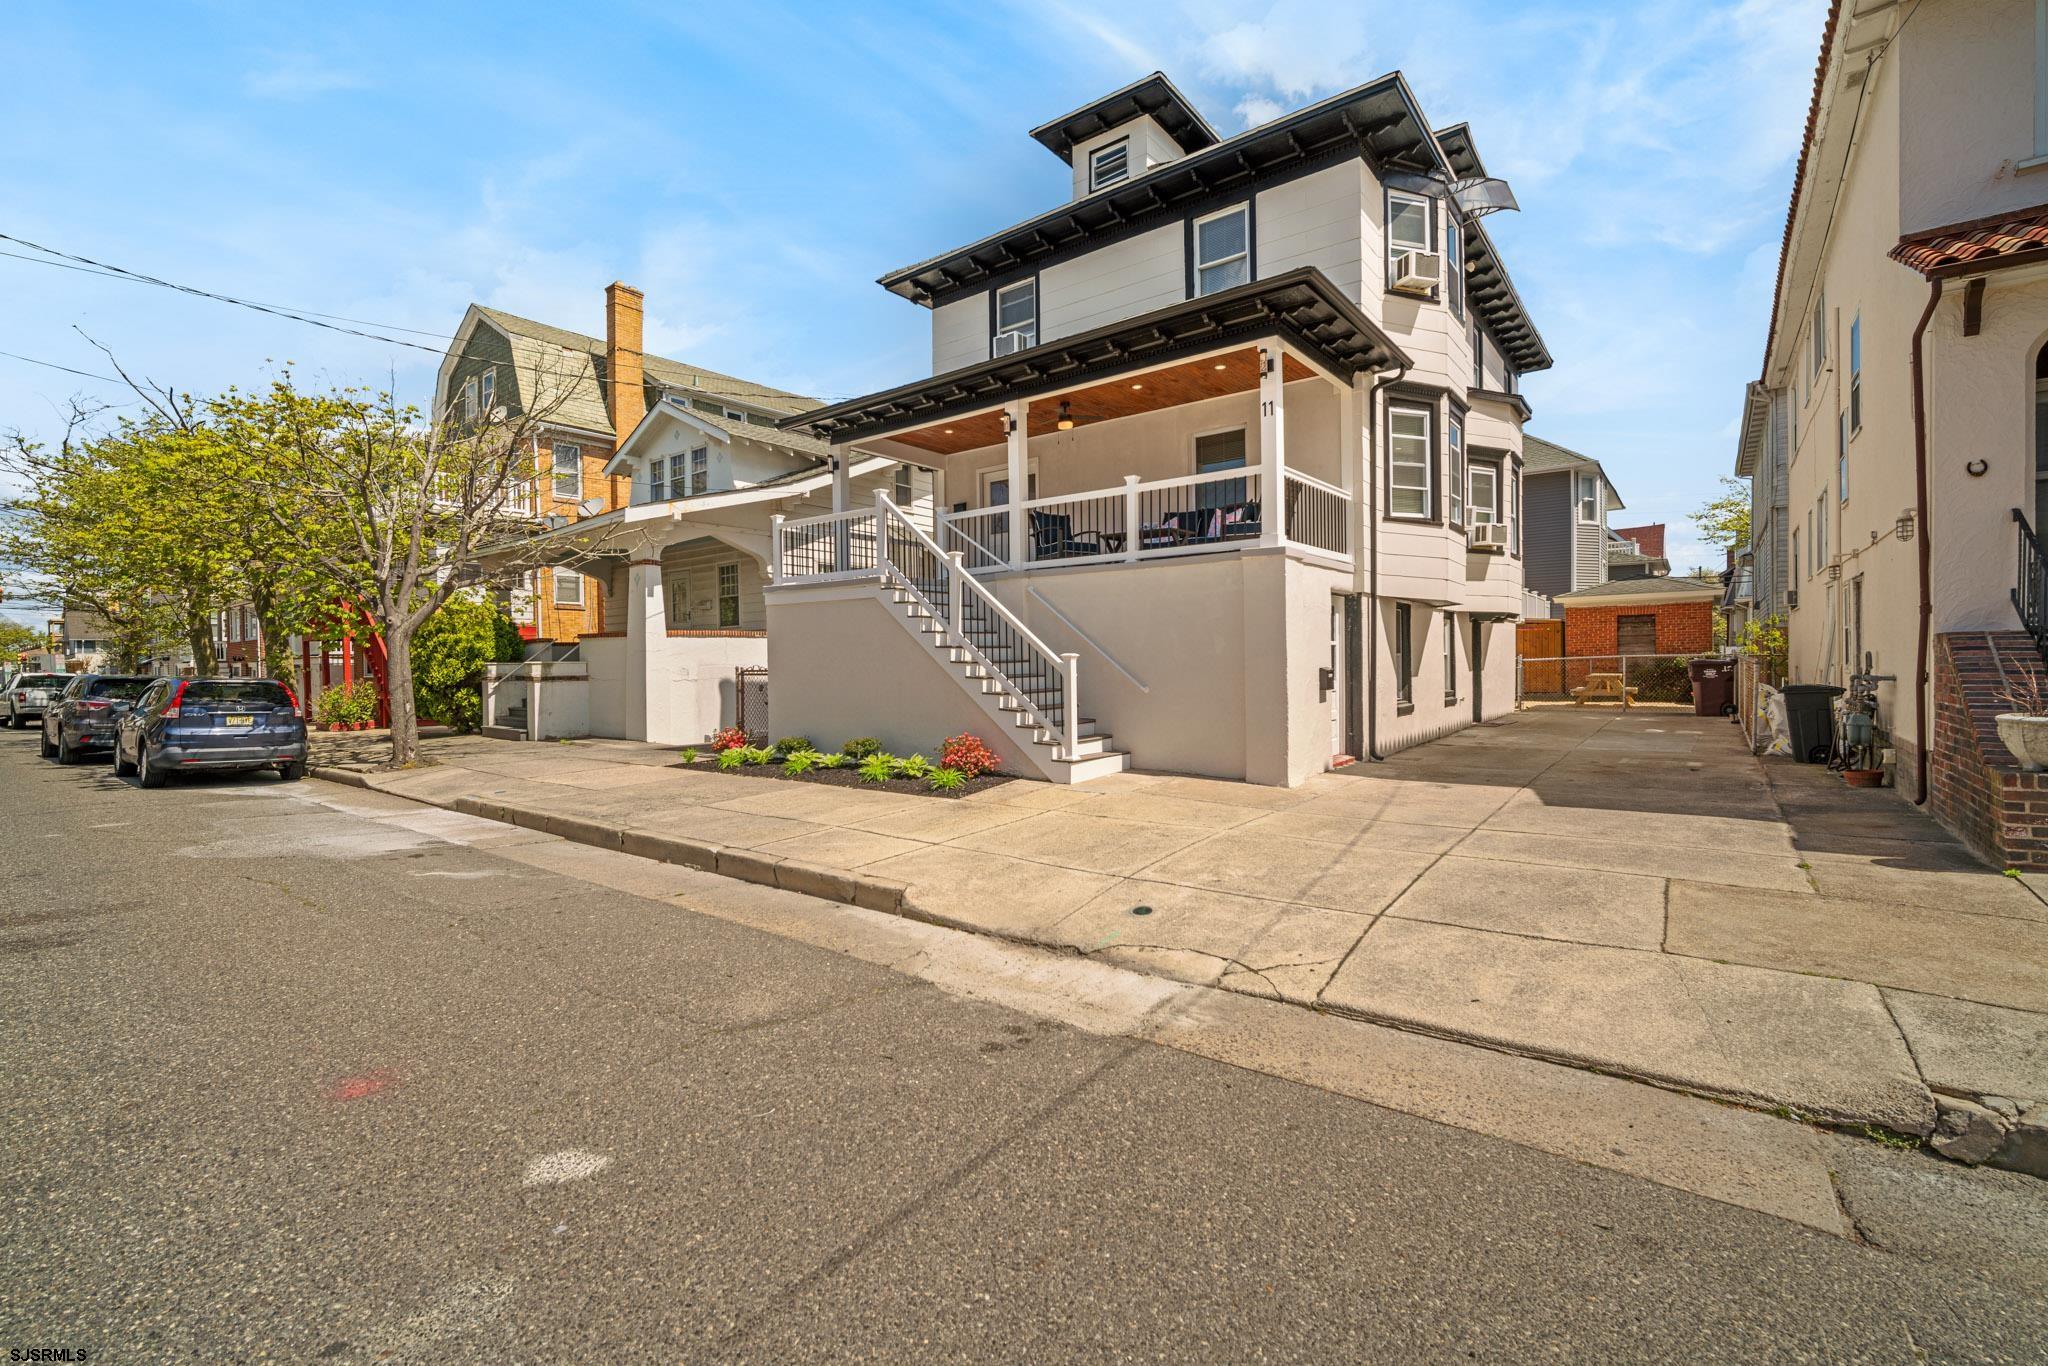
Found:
[1719,703,1738,717]
[7,708,19,730]
[137,744,167,789]
[113,738,135,777]
[278,759,306,782]
[39,725,55,760]
[55,727,76,765]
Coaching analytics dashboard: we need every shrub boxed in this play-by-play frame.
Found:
[413,596,524,733]
[937,733,1000,778]
[841,737,882,760]
[857,753,896,784]
[782,750,818,776]
[717,747,747,772]
[710,725,749,752]
[928,766,967,791]
[1626,657,1692,704]
[679,747,698,765]
[742,746,773,766]
[898,753,932,780]
[316,678,380,728]
[772,735,814,756]
[816,753,848,769]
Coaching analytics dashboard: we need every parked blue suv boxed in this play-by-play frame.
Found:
[114,677,309,787]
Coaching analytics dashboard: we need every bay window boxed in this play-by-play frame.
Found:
[1447,414,1466,527]
[1387,405,1433,519]
[1469,460,1499,524]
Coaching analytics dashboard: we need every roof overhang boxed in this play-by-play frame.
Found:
[1889,203,2048,279]
[1735,381,1770,477]
[1028,72,1219,164]
[881,75,1444,284]
[781,268,1411,447]
[1556,582,1722,609]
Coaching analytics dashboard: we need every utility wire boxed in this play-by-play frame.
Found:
[0,349,123,384]
[0,231,847,406]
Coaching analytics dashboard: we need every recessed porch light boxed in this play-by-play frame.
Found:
[1130,382,1143,390]
[1213,362,1227,370]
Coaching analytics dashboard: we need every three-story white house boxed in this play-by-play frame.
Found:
[765,73,1550,785]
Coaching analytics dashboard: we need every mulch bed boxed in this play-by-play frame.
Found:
[670,758,1014,800]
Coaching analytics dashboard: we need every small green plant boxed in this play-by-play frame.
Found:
[772,735,814,756]
[679,747,698,765]
[816,753,848,769]
[2006,868,2024,879]
[782,750,818,776]
[898,753,933,780]
[841,737,882,760]
[858,753,897,783]
[717,747,747,772]
[743,746,773,766]
[927,766,967,791]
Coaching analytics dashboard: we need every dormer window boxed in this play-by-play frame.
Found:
[993,279,1037,355]
[1193,205,1250,296]
[1088,137,1130,191]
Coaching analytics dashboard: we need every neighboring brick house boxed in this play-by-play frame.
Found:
[434,283,822,642]
[1606,522,1671,580]
[1554,574,1721,658]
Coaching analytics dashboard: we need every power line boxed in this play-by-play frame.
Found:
[0,349,123,384]
[0,231,847,407]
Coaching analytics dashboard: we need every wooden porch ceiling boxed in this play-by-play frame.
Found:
[889,347,1314,457]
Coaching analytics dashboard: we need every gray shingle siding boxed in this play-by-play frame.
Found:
[1523,471,1574,599]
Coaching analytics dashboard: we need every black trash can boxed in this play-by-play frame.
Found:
[1688,658,1736,717]
[1782,683,1844,763]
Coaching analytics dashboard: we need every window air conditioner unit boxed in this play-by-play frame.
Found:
[1787,589,1799,609]
[992,330,1033,357]
[1392,250,1442,295]
[1469,522,1509,553]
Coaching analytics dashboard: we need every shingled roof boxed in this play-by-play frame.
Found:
[1888,204,2048,278]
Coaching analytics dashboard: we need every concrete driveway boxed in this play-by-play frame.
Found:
[318,711,2048,1164]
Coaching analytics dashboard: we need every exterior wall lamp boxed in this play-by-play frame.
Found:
[1896,509,1916,542]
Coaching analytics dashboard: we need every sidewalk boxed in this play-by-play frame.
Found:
[314,713,2048,1171]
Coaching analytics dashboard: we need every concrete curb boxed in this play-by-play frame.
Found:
[304,769,1976,1160]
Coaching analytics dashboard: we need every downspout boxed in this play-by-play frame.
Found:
[1907,276,1942,805]
[1364,358,1410,762]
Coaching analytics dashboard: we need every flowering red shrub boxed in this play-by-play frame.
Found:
[937,733,1000,778]
[711,726,750,752]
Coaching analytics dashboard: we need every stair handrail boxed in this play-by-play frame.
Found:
[2014,508,2048,651]
[875,492,1079,759]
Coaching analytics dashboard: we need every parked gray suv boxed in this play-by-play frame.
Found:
[40,673,159,763]
[6,672,71,728]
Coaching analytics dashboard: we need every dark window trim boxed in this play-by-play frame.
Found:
[1467,448,1506,528]
[1088,136,1132,192]
[1446,408,1467,533]
[1383,397,1441,525]
[987,272,1042,357]
[1447,214,1465,322]
[1393,602,1414,707]
[1185,198,1256,300]
[1383,185,1440,300]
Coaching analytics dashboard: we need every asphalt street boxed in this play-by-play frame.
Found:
[3,729,2046,1362]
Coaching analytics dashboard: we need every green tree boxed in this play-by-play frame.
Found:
[1693,475,1752,552]
[0,619,43,661]
[410,594,523,732]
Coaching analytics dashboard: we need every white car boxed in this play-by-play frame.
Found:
[6,672,70,728]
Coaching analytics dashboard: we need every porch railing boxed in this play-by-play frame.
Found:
[941,508,1008,572]
[2014,508,2048,659]
[773,505,881,580]
[1282,469,1349,556]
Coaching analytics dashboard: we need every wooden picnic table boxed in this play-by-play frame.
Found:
[1573,671,1639,707]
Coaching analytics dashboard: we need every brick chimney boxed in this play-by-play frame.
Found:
[604,281,646,446]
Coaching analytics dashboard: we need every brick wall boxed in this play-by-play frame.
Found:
[1562,600,1715,657]
[1929,631,2048,870]
[533,425,620,642]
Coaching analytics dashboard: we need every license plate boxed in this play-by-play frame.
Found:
[225,714,254,727]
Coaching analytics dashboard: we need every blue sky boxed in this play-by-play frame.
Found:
[0,0,1825,622]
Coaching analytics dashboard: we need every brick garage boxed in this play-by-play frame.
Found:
[1553,576,1721,658]
[1930,631,2048,870]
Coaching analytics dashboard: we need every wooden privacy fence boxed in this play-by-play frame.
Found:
[1516,619,1564,695]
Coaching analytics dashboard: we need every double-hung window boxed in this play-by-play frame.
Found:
[1194,428,1248,508]
[552,569,583,607]
[1088,137,1129,191]
[1508,463,1521,553]
[552,444,582,501]
[1810,292,1826,378]
[717,563,741,628]
[666,452,687,500]
[1838,412,1849,503]
[1447,415,1466,527]
[690,446,709,495]
[1471,321,1485,391]
[1576,472,1599,524]
[1387,405,1433,518]
[648,454,667,503]
[993,279,1036,353]
[1848,313,1862,434]
[1193,205,1250,296]
[1446,216,1464,319]
[478,370,494,415]
[461,377,480,421]
[1443,613,1458,705]
[1469,461,1499,525]
[1386,191,1434,288]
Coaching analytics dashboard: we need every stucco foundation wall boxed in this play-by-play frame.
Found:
[534,674,589,738]
[645,634,767,745]
[1375,599,1500,754]
[765,591,1040,772]
[580,635,628,739]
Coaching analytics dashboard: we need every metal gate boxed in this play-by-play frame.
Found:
[735,666,769,742]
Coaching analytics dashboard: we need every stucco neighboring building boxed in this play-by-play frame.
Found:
[764,72,1550,785]
[1730,0,2048,864]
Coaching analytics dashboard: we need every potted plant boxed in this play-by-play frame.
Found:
[1996,663,2048,772]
